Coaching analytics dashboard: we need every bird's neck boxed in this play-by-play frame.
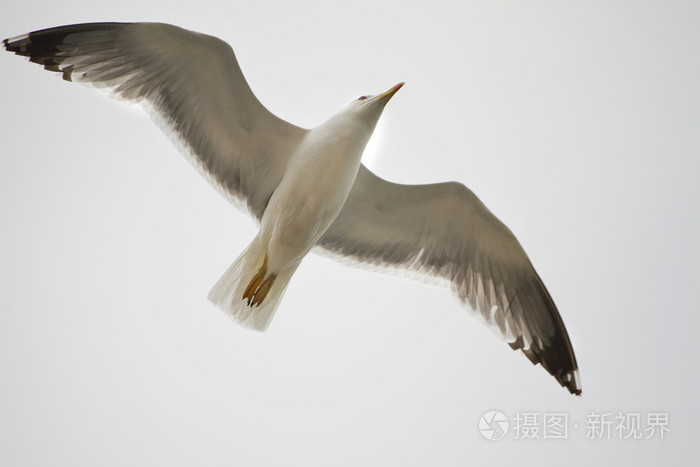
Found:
[306,112,375,160]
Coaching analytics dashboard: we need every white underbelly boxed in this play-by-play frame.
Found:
[260,151,361,272]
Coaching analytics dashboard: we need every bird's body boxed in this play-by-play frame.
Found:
[3,22,582,395]
[211,90,401,327]
[263,102,382,274]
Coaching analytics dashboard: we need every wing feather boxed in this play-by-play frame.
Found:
[319,165,581,395]
[3,22,308,218]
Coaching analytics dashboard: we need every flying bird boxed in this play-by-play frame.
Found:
[3,22,581,395]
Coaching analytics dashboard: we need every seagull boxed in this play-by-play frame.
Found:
[3,22,581,395]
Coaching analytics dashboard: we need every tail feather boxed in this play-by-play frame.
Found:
[208,237,295,331]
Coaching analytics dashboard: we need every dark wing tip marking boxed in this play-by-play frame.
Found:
[505,287,581,395]
[507,279,581,396]
[3,23,129,81]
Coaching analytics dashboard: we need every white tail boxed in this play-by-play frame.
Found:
[208,237,296,331]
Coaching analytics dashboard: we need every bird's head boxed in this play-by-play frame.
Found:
[340,82,404,131]
[353,82,404,108]
[319,82,404,152]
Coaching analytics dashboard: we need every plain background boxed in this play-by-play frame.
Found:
[1,1,698,465]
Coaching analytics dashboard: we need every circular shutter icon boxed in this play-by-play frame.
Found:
[479,410,509,440]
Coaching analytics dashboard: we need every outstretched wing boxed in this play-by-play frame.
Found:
[319,165,581,395]
[3,22,307,218]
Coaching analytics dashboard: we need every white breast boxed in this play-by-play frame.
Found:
[259,113,373,273]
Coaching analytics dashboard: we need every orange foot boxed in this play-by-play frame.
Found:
[242,255,277,307]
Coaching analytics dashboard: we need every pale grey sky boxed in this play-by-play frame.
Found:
[1,1,698,465]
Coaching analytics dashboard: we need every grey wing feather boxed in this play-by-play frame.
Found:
[319,165,581,395]
[3,22,307,218]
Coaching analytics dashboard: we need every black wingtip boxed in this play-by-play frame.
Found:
[3,23,129,80]
[557,368,582,396]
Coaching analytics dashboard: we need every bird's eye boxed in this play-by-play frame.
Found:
[357,95,369,101]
